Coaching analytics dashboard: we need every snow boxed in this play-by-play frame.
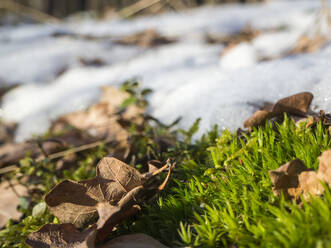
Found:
[1,0,331,141]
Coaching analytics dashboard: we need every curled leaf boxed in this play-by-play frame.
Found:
[272,92,313,116]
[243,110,273,129]
[244,92,314,128]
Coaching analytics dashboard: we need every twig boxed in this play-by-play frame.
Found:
[5,178,20,197]
[118,0,162,18]
[36,139,110,162]
[0,165,18,175]
[0,0,60,24]
[0,139,111,175]
[158,161,175,190]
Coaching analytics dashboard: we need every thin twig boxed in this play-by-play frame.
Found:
[0,139,111,175]
[0,165,18,175]
[5,178,20,197]
[36,139,109,162]
[0,0,60,24]
[158,161,175,190]
[118,0,162,18]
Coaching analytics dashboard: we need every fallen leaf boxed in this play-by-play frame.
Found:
[45,180,99,228]
[272,92,313,116]
[95,187,144,242]
[0,180,27,228]
[53,103,128,141]
[26,223,97,248]
[243,110,273,128]
[305,115,316,128]
[298,171,324,200]
[269,155,331,201]
[100,233,168,248]
[116,29,175,48]
[289,35,327,55]
[51,86,144,146]
[0,122,17,145]
[317,150,331,186]
[244,92,314,128]
[206,25,260,49]
[45,157,169,228]
[27,187,144,248]
[269,159,307,198]
[29,158,172,247]
[79,57,106,67]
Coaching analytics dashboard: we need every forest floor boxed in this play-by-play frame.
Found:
[1,0,331,247]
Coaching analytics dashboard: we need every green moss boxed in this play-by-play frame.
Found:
[1,84,331,248]
[121,116,331,247]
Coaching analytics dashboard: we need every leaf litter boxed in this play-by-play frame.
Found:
[269,150,331,201]
[0,85,144,169]
[2,86,331,247]
[26,157,173,247]
[244,91,314,128]
[0,180,27,228]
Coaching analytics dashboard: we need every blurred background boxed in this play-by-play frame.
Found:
[1,0,264,21]
[0,0,331,142]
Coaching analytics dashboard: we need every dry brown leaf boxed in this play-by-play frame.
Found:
[31,157,172,247]
[244,92,314,128]
[269,159,308,199]
[0,180,27,228]
[272,92,313,116]
[27,187,146,248]
[45,180,99,228]
[298,171,324,200]
[317,150,331,186]
[116,29,175,48]
[25,223,97,248]
[289,35,327,55]
[52,86,144,144]
[0,122,16,145]
[54,103,128,142]
[45,157,169,228]
[0,86,146,168]
[269,154,331,201]
[95,187,144,242]
[206,25,260,53]
[79,57,106,67]
[243,110,273,128]
[100,233,168,248]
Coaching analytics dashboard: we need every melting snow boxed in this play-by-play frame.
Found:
[1,0,331,141]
